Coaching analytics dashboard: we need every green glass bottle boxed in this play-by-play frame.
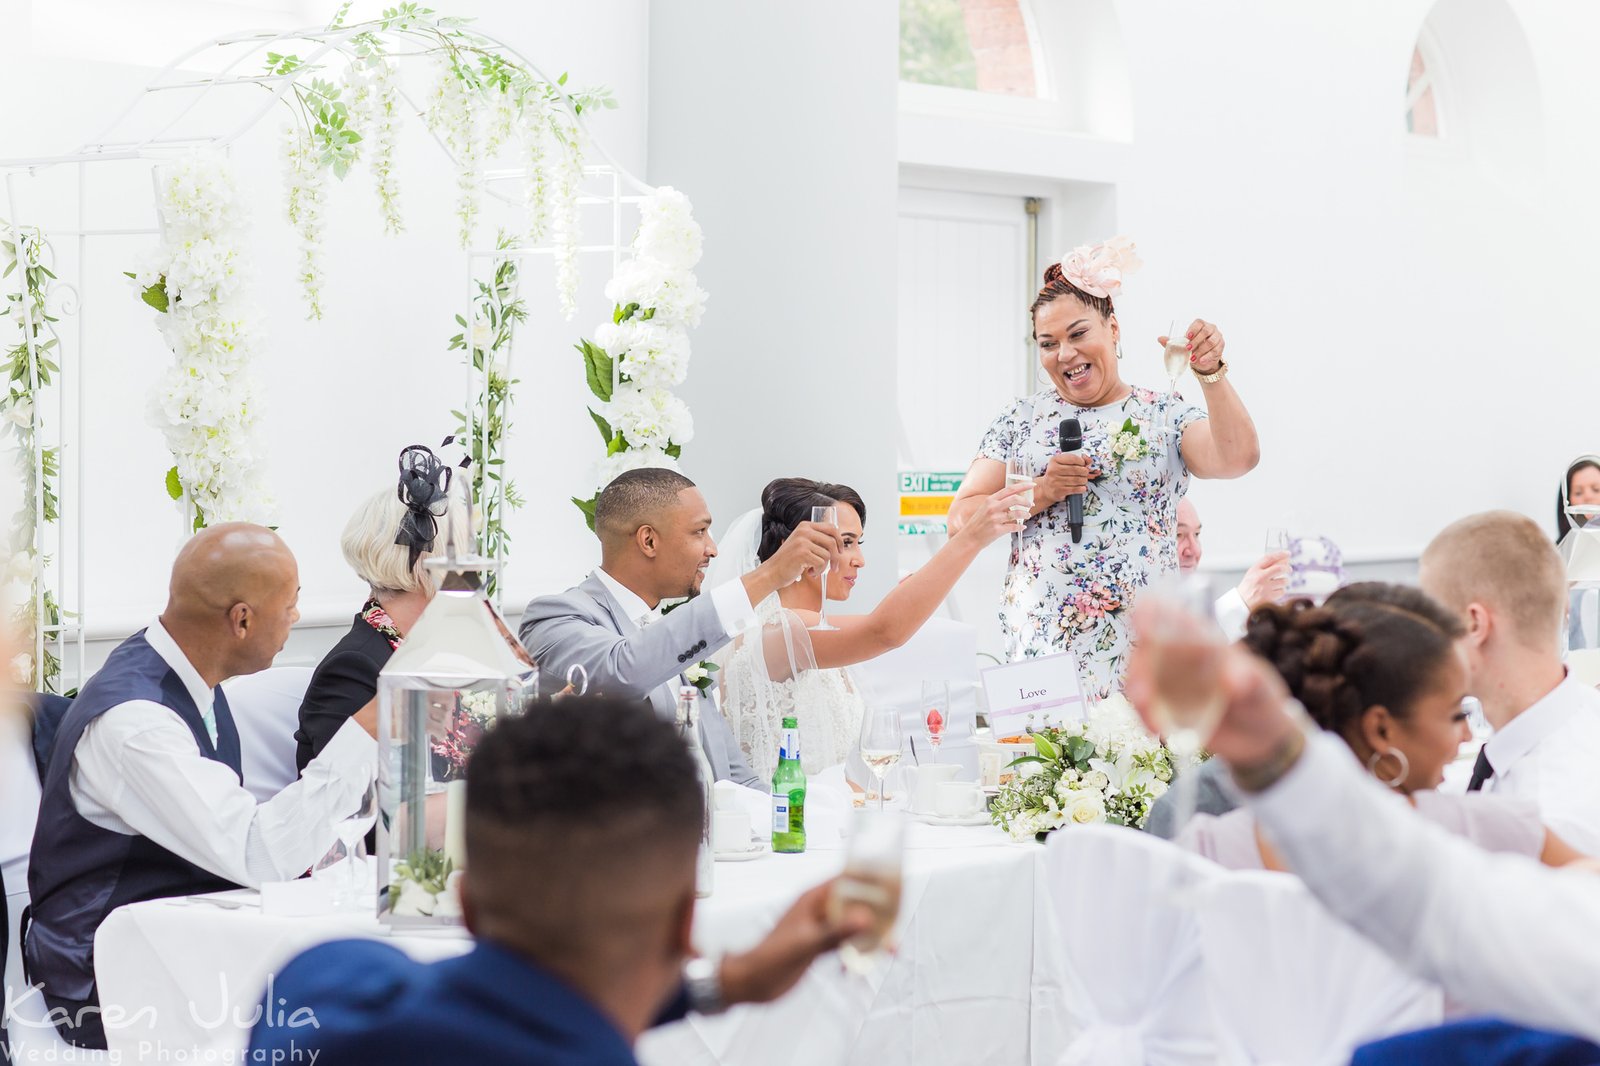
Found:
[771,715,807,853]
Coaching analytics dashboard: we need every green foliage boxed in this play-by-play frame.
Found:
[899,0,978,90]
[165,466,184,501]
[122,272,171,313]
[450,233,526,599]
[576,339,613,403]
[572,493,598,533]
[388,847,454,910]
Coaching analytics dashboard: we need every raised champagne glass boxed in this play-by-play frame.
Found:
[810,504,839,632]
[1158,319,1189,440]
[1004,455,1035,524]
[829,808,906,974]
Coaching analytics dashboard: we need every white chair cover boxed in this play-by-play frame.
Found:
[1196,870,1443,1066]
[5,980,110,1064]
[222,666,313,802]
[1042,824,1222,1066]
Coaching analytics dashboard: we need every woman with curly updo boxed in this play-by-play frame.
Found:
[1177,583,1586,870]
[949,238,1260,698]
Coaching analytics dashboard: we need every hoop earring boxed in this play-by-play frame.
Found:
[1366,748,1410,790]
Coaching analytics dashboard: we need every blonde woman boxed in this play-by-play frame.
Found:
[294,447,453,770]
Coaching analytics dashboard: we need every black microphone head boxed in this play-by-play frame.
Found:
[1059,417,1083,453]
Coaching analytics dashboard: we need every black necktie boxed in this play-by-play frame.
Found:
[1467,745,1494,792]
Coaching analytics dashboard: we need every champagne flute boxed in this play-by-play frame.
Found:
[829,809,906,974]
[1003,455,1035,523]
[1264,528,1292,604]
[810,504,839,632]
[1137,572,1227,759]
[333,781,377,910]
[921,680,950,759]
[1158,319,1189,441]
[858,704,904,811]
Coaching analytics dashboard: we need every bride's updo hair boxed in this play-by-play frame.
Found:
[756,478,868,563]
[1031,261,1114,333]
[1241,583,1464,743]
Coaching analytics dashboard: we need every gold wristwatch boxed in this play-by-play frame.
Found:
[1194,359,1228,384]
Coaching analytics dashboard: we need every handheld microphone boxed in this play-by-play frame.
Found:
[1059,418,1084,544]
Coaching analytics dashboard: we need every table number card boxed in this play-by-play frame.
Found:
[980,652,1088,738]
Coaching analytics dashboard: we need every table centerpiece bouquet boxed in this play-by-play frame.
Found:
[990,694,1201,842]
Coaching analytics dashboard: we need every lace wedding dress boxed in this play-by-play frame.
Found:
[716,598,867,784]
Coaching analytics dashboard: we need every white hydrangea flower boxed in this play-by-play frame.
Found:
[594,446,680,489]
[635,186,703,271]
[604,259,708,329]
[596,320,691,389]
[607,385,693,452]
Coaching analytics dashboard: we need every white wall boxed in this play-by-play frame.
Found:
[645,0,901,607]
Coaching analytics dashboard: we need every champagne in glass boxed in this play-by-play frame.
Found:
[858,704,904,811]
[1137,572,1227,758]
[810,504,839,632]
[1004,455,1035,521]
[829,809,906,973]
[1162,325,1190,388]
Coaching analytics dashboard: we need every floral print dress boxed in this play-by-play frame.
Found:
[977,386,1206,698]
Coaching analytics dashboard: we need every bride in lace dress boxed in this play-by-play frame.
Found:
[709,477,1029,783]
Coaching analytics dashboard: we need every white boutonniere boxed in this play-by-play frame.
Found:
[684,661,719,694]
[1107,418,1151,474]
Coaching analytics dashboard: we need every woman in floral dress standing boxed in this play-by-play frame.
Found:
[949,238,1261,698]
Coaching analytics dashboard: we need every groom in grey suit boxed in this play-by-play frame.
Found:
[520,468,837,787]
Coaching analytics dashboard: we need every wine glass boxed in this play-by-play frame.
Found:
[1004,455,1035,524]
[333,782,377,910]
[1157,319,1190,440]
[829,809,906,974]
[858,704,904,811]
[810,504,839,632]
[1264,527,1291,555]
[921,681,950,759]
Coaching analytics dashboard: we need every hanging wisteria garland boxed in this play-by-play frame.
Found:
[573,188,707,529]
[1,223,67,691]
[129,155,276,530]
[268,4,614,319]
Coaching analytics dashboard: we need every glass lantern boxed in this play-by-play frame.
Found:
[375,484,537,929]
[1559,498,1600,688]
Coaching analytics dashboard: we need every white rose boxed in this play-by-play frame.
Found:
[433,872,464,920]
[1067,791,1106,825]
[683,663,709,684]
[1080,770,1110,792]
[391,880,437,918]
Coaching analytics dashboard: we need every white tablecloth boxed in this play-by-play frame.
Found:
[94,823,1074,1064]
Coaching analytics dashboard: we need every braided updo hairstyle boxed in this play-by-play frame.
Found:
[756,478,867,563]
[1030,262,1115,335]
[1241,583,1465,743]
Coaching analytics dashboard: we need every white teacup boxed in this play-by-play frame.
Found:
[713,808,753,853]
[935,780,986,819]
[907,763,960,814]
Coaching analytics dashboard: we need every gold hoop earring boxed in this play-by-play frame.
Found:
[1367,748,1410,790]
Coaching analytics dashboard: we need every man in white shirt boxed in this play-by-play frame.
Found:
[26,524,377,1049]
[520,468,838,787]
[1419,510,1600,853]
[1176,498,1289,638]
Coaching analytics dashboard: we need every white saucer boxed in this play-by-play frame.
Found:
[714,843,769,862]
[911,811,993,827]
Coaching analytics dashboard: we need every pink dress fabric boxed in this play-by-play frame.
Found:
[1177,789,1545,870]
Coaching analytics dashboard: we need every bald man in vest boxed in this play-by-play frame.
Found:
[26,524,378,1049]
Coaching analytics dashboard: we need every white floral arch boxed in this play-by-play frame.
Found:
[0,8,703,689]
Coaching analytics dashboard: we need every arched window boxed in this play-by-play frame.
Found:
[899,0,1041,98]
[1406,38,1442,137]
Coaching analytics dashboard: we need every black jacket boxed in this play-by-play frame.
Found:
[294,614,394,773]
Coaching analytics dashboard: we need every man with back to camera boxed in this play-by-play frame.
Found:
[520,467,839,786]
[248,695,872,1065]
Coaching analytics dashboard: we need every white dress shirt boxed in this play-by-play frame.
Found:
[68,619,377,888]
[1481,673,1600,853]
[1250,733,1600,1040]
[1214,587,1250,641]
[592,568,758,639]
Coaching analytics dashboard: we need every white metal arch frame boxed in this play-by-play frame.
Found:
[2,17,654,683]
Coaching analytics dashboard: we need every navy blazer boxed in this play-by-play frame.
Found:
[1354,1019,1600,1065]
[249,937,688,1066]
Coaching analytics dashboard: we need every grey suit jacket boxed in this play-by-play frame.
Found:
[519,573,759,787]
